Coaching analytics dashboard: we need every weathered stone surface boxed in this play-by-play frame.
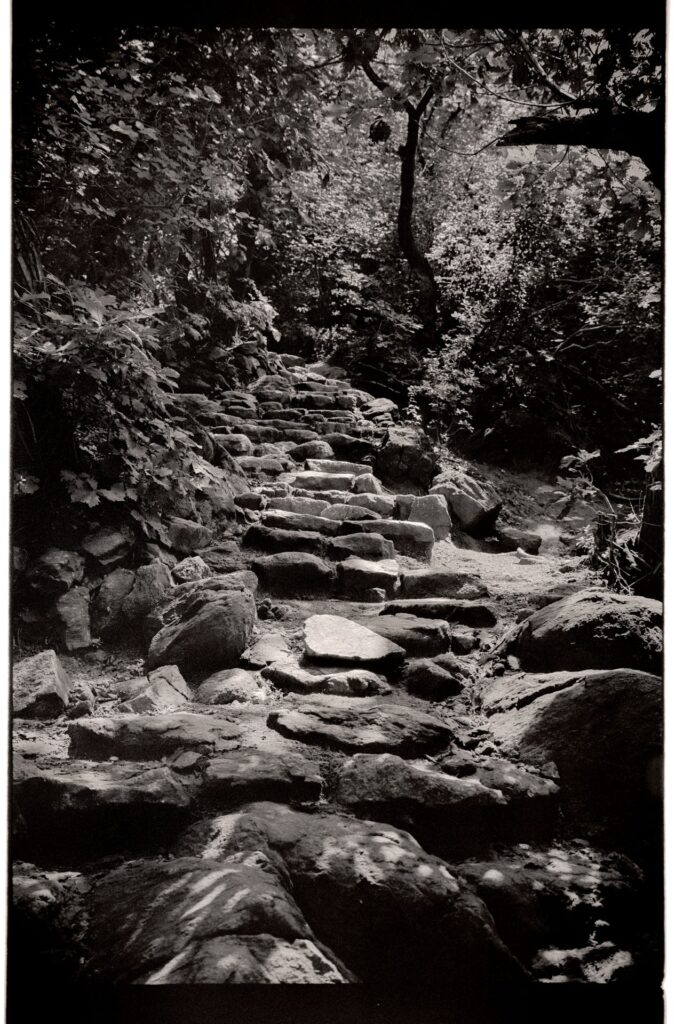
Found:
[322,503,380,522]
[268,701,450,755]
[54,586,91,651]
[237,455,292,477]
[122,560,174,621]
[261,509,340,536]
[305,458,369,476]
[251,552,336,597]
[347,519,434,560]
[395,494,452,540]
[167,517,212,554]
[288,440,336,463]
[430,475,502,534]
[401,653,470,700]
[483,668,662,843]
[363,614,450,657]
[204,750,323,806]
[338,752,559,853]
[496,525,542,554]
[217,433,253,456]
[267,496,330,516]
[338,556,400,598]
[323,434,376,462]
[383,598,497,627]
[401,569,489,600]
[115,665,192,714]
[235,492,265,511]
[364,397,398,419]
[244,524,325,556]
[13,649,71,719]
[171,556,212,584]
[293,471,356,492]
[200,541,249,574]
[27,548,85,596]
[80,527,131,570]
[147,576,256,673]
[326,533,395,562]
[180,803,523,984]
[83,855,343,983]
[353,472,382,494]
[242,632,291,668]
[511,589,662,673]
[14,761,194,862]
[91,568,135,639]
[68,712,241,761]
[263,660,389,697]
[346,492,395,515]
[374,426,437,491]
[196,668,271,705]
[303,614,405,669]
[458,844,645,978]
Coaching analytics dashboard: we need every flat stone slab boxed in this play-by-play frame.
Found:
[261,510,340,536]
[305,458,370,476]
[326,533,395,562]
[338,557,400,597]
[400,569,489,600]
[292,472,356,492]
[346,493,396,516]
[251,552,337,597]
[382,599,497,627]
[263,660,390,696]
[267,702,452,755]
[243,525,325,556]
[346,519,434,559]
[68,713,242,761]
[267,496,331,516]
[363,614,451,656]
[322,504,381,522]
[204,750,323,806]
[303,614,406,669]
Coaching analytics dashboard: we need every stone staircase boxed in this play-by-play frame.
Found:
[11,355,663,987]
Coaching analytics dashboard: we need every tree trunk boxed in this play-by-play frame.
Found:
[399,108,439,335]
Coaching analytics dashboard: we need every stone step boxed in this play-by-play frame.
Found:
[382,599,498,627]
[292,471,357,492]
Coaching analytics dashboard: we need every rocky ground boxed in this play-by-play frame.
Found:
[11,353,663,988]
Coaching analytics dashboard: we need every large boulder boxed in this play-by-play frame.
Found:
[430,473,502,534]
[14,760,194,863]
[401,653,471,700]
[346,493,396,516]
[251,552,336,597]
[394,494,452,541]
[178,802,524,984]
[336,753,558,854]
[68,711,241,761]
[374,426,437,492]
[482,668,662,846]
[146,575,256,674]
[303,614,405,669]
[82,855,348,983]
[196,668,271,705]
[268,700,450,755]
[13,649,71,719]
[458,844,647,980]
[171,556,212,584]
[510,589,663,673]
[204,750,323,807]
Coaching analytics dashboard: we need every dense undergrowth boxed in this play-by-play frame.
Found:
[13,25,663,595]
